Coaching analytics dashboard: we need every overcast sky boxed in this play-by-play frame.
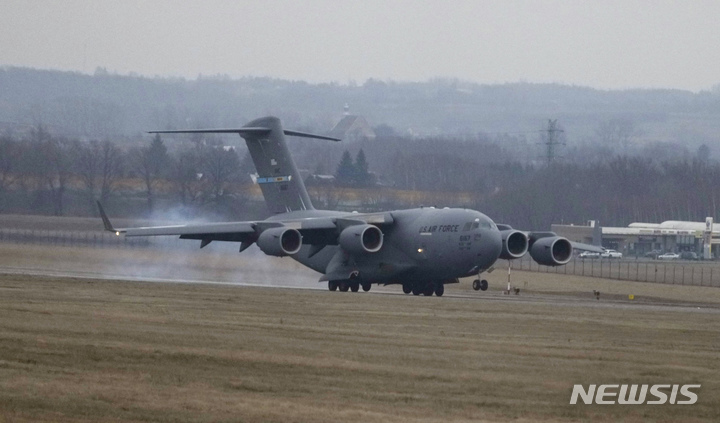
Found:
[1,0,719,92]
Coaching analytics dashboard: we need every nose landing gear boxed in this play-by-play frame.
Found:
[472,279,488,291]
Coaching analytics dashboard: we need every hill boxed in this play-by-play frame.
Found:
[2,66,720,151]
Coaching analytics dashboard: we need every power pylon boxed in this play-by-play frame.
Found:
[543,119,564,165]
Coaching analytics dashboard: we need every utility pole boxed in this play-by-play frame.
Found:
[544,119,564,165]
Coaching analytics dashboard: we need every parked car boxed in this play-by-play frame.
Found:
[644,249,663,259]
[679,251,699,261]
[579,251,600,259]
[657,252,680,260]
[601,249,623,259]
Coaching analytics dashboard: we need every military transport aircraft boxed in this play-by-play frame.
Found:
[98,116,600,296]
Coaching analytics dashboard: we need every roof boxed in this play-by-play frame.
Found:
[328,115,360,138]
[629,220,720,232]
[328,115,376,140]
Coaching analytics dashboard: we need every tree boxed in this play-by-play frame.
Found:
[131,134,169,213]
[76,140,102,208]
[697,144,711,163]
[373,124,396,138]
[0,136,19,204]
[26,126,74,216]
[98,141,124,204]
[335,150,355,187]
[173,148,204,207]
[354,149,372,187]
[202,146,241,204]
[595,118,640,153]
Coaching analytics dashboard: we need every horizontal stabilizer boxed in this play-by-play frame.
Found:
[148,127,270,136]
[148,128,340,141]
[283,130,340,141]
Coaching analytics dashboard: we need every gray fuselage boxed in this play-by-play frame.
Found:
[268,207,502,285]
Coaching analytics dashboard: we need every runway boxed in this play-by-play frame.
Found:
[1,259,717,315]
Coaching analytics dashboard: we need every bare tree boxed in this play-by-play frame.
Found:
[173,148,204,206]
[76,141,102,207]
[595,118,640,153]
[202,145,240,204]
[0,136,19,200]
[131,134,169,213]
[27,127,75,216]
[77,140,125,209]
[98,141,124,203]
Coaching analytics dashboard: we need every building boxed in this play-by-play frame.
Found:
[553,218,718,259]
[327,104,376,142]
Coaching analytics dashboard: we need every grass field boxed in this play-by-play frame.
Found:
[1,241,720,422]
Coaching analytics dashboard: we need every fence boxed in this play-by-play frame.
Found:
[512,257,720,287]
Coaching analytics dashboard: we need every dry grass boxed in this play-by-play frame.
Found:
[1,246,719,422]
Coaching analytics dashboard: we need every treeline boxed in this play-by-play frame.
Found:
[0,128,254,219]
[474,157,720,229]
[3,126,720,230]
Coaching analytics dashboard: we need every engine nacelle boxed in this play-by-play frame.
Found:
[338,224,383,254]
[499,229,529,260]
[257,227,302,257]
[529,236,572,266]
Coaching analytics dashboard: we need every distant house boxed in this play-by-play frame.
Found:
[328,106,376,142]
[305,174,336,186]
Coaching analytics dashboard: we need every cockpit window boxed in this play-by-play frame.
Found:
[462,222,472,231]
[471,217,496,230]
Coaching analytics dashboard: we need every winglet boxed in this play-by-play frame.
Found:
[96,201,122,235]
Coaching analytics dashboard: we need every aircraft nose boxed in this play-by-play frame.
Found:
[486,228,502,260]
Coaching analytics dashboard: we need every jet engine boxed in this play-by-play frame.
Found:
[338,224,383,254]
[499,229,529,260]
[257,227,302,256]
[528,235,572,266]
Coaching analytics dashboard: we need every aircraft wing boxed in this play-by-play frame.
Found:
[97,202,393,250]
[569,242,604,253]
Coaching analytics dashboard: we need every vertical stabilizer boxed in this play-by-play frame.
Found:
[241,116,314,214]
[149,116,340,215]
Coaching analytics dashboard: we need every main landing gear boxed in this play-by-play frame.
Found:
[472,279,489,291]
[403,282,444,297]
[328,280,370,292]
[330,280,446,297]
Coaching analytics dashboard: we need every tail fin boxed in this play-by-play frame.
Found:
[149,116,340,214]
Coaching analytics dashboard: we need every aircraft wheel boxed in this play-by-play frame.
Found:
[434,283,444,297]
[361,282,371,292]
[480,279,489,291]
[402,282,412,294]
[339,281,349,292]
[472,279,481,291]
[412,285,422,296]
[423,283,434,296]
[350,282,360,292]
[328,281,338,291]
